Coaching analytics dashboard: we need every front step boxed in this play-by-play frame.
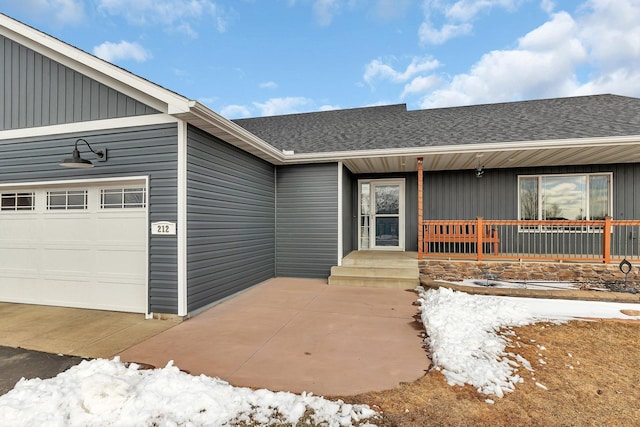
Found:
[328,252,420,289]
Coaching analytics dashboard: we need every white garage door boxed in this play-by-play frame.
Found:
[0,181,148,313]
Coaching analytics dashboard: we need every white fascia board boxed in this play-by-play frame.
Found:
[0,175,149,189]
[187,101,286,162]
[0,114,177,141]
[276,135,640,164]
[0,15,191,114]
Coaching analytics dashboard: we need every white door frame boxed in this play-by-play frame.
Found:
[357,178,405,251]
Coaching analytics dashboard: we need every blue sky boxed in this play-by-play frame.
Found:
[3,1,640,118]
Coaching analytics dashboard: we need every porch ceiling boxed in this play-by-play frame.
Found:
[339,137,640,174]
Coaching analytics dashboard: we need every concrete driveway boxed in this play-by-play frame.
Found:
[0,302,180,359]
[119,278,428,396]
[1,278,428,397]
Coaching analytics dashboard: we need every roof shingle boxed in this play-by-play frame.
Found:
[233,95,640,154]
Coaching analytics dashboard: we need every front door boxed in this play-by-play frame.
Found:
[358,179,405,250]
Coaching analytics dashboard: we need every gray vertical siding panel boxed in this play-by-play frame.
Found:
[186,126,275,312]
[276,163,338,278]
[424,168,517,220]
[0,123,179,314]
[0,35,158,130]
[424,164,640,220]
[404,174,418,251]
[341,165,354,256]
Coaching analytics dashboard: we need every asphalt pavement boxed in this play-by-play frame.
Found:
[0,346,85,396]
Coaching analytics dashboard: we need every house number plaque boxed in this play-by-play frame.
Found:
[151,221,176,235]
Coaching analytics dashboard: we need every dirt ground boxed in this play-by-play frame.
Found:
[345,319,640,427]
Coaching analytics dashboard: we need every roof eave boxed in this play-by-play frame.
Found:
[177,102,286,164]
[277,135,640,164]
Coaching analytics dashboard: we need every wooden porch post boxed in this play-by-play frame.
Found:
[476,216,484,262]
[417,157,424,260]
[603,216,612,264]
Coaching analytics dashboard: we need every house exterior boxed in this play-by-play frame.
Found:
[2,15,640,318]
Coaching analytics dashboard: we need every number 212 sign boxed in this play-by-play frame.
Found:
[151,221,176,235]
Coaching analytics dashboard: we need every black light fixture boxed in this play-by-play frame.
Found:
[473,153,485,178]
[59,138,107,168]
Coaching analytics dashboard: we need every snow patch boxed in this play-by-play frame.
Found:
[0,358,378,426]
[416,287,548,397]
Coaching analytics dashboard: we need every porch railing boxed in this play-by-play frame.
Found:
[419,217,640,263]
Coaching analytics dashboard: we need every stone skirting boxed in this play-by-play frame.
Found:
[419,259,640,285]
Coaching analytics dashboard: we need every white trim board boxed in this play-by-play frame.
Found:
[0,176,150,189]
[176,120,188,317]
[0,115,178,141]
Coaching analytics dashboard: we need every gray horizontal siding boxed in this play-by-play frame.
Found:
[1,35,158,130]
[186,126,275,312]
[0,123,179,314]
[276,163,338,278]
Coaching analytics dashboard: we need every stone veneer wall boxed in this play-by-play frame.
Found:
[420,260,640,285]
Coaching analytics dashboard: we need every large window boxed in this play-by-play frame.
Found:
[518,173,612,221]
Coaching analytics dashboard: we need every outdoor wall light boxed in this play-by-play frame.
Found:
[59,138,107,168]
[474,153,485,178]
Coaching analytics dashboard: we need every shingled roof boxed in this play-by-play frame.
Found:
[234,94,640,154]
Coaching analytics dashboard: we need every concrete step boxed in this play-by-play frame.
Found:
[330,265,418,279]
[341,255,418,268]
[328,275,419,289]
[330,251,420,289]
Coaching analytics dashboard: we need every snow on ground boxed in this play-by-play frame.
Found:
[445,278,583,291]
[1,290,639,424]
[416,287,640,398]
[0,358,377,427]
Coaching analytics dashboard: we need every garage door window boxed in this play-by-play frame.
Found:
[101,188,146,209]
[47,190,88,210]
[1,192,35,211]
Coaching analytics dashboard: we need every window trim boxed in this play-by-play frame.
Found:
[517,172,613,232]
[99,187,147,209]
[46,189,88,211]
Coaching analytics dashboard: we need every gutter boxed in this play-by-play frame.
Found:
[273,134,640,165]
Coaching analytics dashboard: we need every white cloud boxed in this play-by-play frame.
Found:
[364,56,441,85]
[259,81,278,90]
[220,104,252,119]
[93,41,152,63]
[253,97,313,116]
[319,104,341,111]
[540,0,556,14]
[419,0,520,45]
[578,0,640,72]
[416,1,640,108]
[15,0,85,25]
[313,0,341,26]
[401,75,441,98]
[444,0,519,22]
[372,0,413,20]
[418,21,472,44]
[97,0,228,36]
